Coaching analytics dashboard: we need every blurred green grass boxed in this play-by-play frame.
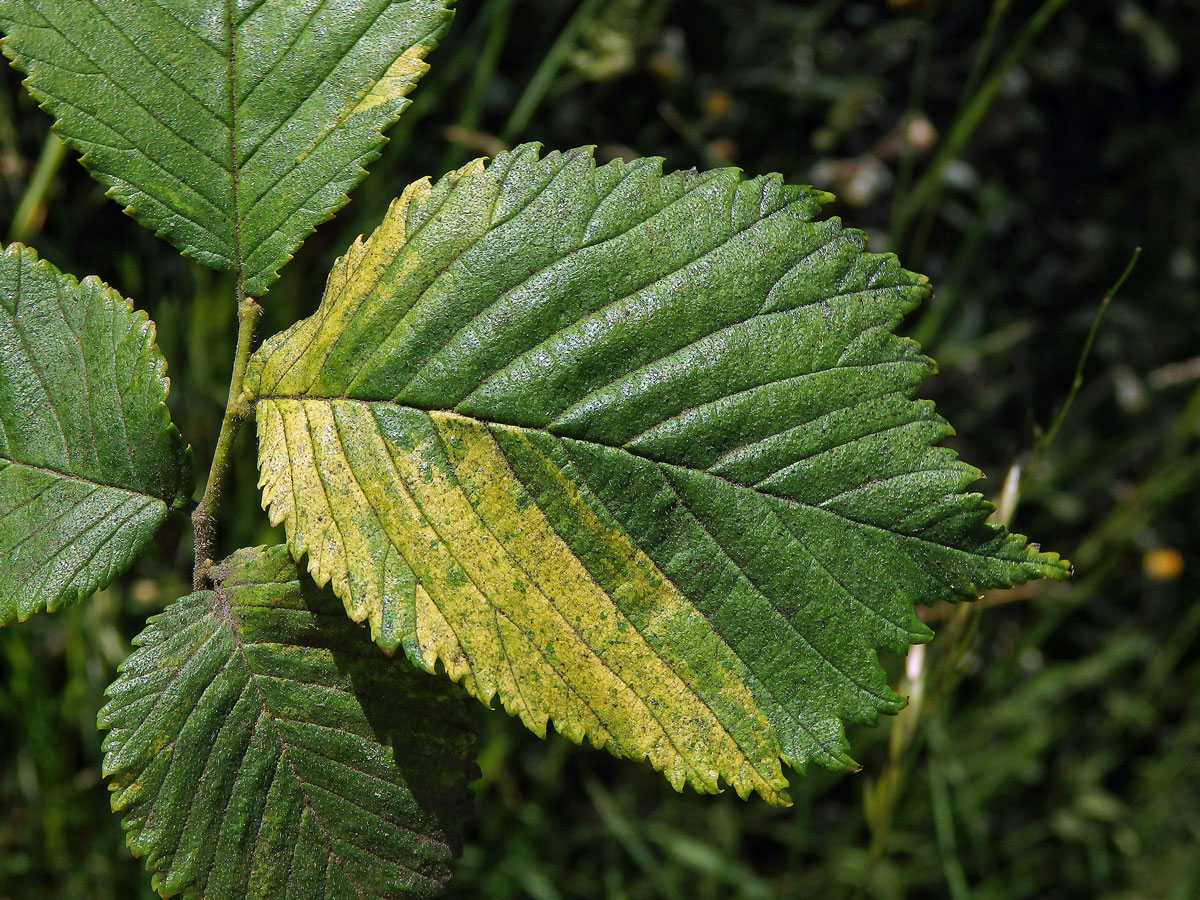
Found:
[2,1,1198,898]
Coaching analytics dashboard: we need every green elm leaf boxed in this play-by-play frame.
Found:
[0,243,191,625]
[245,145,1069,805]
[0,0,454,296]
[100,544,477,900]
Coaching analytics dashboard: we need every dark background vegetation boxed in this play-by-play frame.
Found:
[2,0,1198,897]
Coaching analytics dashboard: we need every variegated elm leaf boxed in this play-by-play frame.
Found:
[0,0,454,296]
[100,545,477,900]
[0,243,191,625]
[245,144,1069,806]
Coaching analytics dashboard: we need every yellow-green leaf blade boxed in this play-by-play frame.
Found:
[99,545,477,899]
[0,243,192,624]
[247,145,1068,803]
[0,0,453,296]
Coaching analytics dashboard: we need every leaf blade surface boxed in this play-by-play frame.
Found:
[0,243,191,624]
[247,146,1069,802]
[99,544,477,900]
[0,0,454,295]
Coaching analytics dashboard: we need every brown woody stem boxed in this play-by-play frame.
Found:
[191,293,261,589]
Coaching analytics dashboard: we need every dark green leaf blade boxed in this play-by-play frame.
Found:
[247,145,1069,801]
[100,544,477,900]
[0,243,191,624]
[0,0,454,296]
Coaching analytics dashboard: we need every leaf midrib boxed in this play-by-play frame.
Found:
[223,0,246,293]
[255,397,1050,575]
[211,586,444,897]
[0,456,168,504]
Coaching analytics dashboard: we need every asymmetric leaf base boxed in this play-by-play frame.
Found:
[248,145,1069,806]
